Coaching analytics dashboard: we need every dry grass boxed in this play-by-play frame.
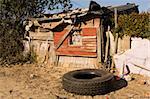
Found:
[0,64,150,99]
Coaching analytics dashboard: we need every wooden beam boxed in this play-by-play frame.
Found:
[55,26,74,49]
[104,31,110,62]
[111,8,118,71]
[114,33,119,53]
[114,7,119,53]
[97,25,101,64]
[56,52,97,57]
[149,10,150,32]
[114,8,118,28]
[100,20,105,62]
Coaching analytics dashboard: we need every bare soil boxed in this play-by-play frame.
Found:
[0,64,150,99]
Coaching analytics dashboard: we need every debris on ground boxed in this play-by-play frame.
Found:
[0,64,150,99]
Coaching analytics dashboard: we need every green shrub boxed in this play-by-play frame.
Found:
[116,13,150,38]
[0,0,71,65]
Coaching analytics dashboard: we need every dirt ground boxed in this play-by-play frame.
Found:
[0,64,150,99]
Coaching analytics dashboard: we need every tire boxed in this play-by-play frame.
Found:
[62,69,114,95]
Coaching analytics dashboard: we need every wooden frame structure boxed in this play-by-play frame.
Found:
[24,2,139,68]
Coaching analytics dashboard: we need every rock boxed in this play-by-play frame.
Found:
[137,79,147,85]
[147,79,150,85]
[9,90,13,94]
[30,74,38,79]
[124,75,132,81]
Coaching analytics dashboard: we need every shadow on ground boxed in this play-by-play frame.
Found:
[101,76,128,95]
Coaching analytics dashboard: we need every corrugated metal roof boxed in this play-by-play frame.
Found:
[31,3,138,22]
[108,3,138,12]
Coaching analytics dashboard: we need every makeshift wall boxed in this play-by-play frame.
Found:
[58,56,97,68]
[30,40,55,64]
[54,18,100,58]
[54,28,97,57]
[117,35,131,53]
[24,30,56,64]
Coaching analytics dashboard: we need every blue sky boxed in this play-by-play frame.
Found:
[71,0,150,12]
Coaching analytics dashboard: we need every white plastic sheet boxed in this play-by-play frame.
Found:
[114,37,150,77]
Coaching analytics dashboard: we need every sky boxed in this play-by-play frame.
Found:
[71,0,150,12]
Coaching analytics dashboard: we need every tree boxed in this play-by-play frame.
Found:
[0,0,72,64]
[116,13,150,39]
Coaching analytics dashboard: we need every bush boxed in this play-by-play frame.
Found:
[116,13,150,38]
[0,0,71,65]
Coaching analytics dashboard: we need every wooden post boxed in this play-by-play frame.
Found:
[114,8,118,28]
[114,7,118,53]
[114,33,119,53]
[104,28,110,62]
[48,31,57,66]
[101,19,105,62]
[111,8,118,71]
[149,10,150,33]
[97,20,102,66]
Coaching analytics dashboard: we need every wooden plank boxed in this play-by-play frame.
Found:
[100,20,105,62]
[59,56,97,65]
[97,25,102,63]
[57,47,96,52]
[29,32,52,37]
[56,51,97,57]
[68,49,96,52]
[114,8,118,28]
[29,31,53,40]
[55,26,74,49]
[31,36,53,41]
[94,18,100,27]
[104,31,110,62]
[110,8,118,71]
[114,33,119,53]
[82,36,96,39]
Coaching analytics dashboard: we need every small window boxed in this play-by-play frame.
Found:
[69,31,82,46]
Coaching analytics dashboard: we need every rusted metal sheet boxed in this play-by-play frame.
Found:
[58,47,96,52]
[82,36,96,39]
[82,28,97,36]
[82,38,96,42]
[55,26,74,49]
[53,27,97,57]
[54,29,68,44]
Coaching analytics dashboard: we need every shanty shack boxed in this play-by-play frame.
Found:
[24,1,138,68]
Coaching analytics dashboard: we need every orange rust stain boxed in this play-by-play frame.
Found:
[54,28,98,56]
[82,28,97,36]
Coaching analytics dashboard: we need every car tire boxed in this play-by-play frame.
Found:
[62,69,114,95]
